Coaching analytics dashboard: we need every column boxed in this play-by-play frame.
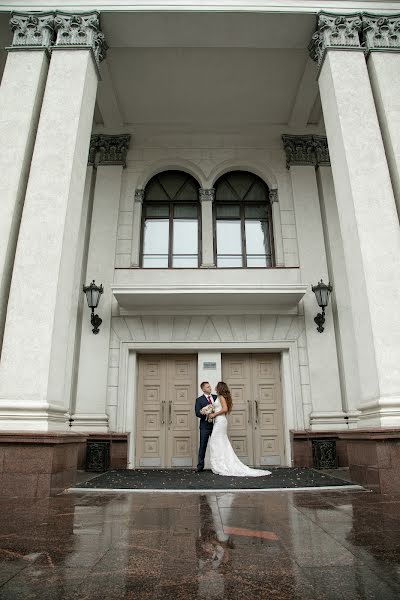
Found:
[269,189,285,267]
[73,135,129,431]
[282,135,345,430]
[131,189,144,267]
[310,13,400,426]
[362,14,400,216]
[315,139,361,423]
[0,12,108,430]
[0,13,53,353]
[199,188,215,267]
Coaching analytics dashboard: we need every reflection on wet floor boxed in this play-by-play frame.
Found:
[0,489,400,599]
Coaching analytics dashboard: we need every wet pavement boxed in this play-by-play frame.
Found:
[1,488,400,599]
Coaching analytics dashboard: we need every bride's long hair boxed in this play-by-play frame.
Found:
[216,381,233,413]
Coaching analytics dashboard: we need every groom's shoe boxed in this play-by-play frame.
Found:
[196,467,204,473]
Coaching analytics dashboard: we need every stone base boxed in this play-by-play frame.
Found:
[291,431,349,468]
[292,429,400,494]
[340,429,400,495]
[77,433,128,470]
[0,432,86,498]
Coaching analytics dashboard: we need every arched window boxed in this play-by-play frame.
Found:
[141,171,200,268]
[214,171,274,267]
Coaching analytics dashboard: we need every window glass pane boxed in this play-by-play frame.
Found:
[174,204,197,218]
[173,255,198,268]
[173,220,198,254]
[143,220,169,254]
[245,204,268,219]
[247,256,268,267]
[158,171,189,199]
[215,204,240,219]
[245,220,270,255]
[142,255,169,268]
[226,171,255,200]
[144,180,170,201]
[245,180,268,201]
[217,256,243,267]
[175,179,198,201]
[215,180,239,202]
[216,221,242,254]
[145,204,169,218]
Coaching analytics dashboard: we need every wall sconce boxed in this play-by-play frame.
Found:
[83,280,104,334]
[312,279,332,333]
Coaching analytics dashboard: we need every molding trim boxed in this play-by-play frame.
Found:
[281,134,330,168]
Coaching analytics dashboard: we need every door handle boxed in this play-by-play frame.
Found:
[247,400,251,424]
[161,401,165,424]
[168,401,172,425]
[255,400,259,424]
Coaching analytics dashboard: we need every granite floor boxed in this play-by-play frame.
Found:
[1,488,400,599]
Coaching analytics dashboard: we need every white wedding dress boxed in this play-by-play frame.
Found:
[209,397,271,477]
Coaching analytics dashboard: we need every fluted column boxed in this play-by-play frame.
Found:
[310,12,400,426]
[73,135,130,432]
[282,135,345,430]
[199,188,215,268]
[0,12,108,430]
[0,13,53,355]
[362,14,400,217]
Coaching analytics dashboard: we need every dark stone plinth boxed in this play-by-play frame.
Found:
[292,431,348,468]
[0,432,86,498]
[76,433,128,471]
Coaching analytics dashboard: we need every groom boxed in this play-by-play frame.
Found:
[195,381,217,472]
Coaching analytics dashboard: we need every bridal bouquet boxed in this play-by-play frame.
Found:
[200,404,215,423]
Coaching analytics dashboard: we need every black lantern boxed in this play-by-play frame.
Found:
[83,280,104,334]
[311,279,332,333]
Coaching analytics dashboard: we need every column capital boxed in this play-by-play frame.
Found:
[362,13,400,52]
[199,188,215,202]
[88,134,99,166]
[313,135,331,166]
[309,12,363,66]
[88,134,131,167]
[9,11,55,49]
[281,134,330,169]
[269,189,279,203]
[97,134,131,167]
[282,134,316,168]
[134,189,145,204]
[53,11,108,65]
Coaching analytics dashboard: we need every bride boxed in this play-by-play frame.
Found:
[208,381,271,477]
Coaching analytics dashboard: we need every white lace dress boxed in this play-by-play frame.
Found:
[209,397,271,477]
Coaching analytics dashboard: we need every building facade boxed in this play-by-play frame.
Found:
[1,1,400,478]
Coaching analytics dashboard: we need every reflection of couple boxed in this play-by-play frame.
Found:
[195,381,271,477]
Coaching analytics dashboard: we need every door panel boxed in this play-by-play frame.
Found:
[136,354,197,468]
[223,355,253,465]
[222,353,284,466]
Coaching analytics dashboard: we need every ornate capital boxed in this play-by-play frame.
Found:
[282,135,316,168]
[9,12,55,48]
[281,134,330,168]
[97,134,131,167]
[313,135,330,166]
[269,189,279,204]
[362,13,400,51]
[309,12,362,66]
[135,190,145,204]
[88,134,99,166]
[54,11,108,64]
[199,188,215,203]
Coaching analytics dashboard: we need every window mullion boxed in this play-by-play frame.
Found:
[241,202,247,268]
[169,202,173,268]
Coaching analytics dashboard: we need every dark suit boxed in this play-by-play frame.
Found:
[195,394,217,471]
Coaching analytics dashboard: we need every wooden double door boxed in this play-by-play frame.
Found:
[136,354,197,468]
[222,353,284,466]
